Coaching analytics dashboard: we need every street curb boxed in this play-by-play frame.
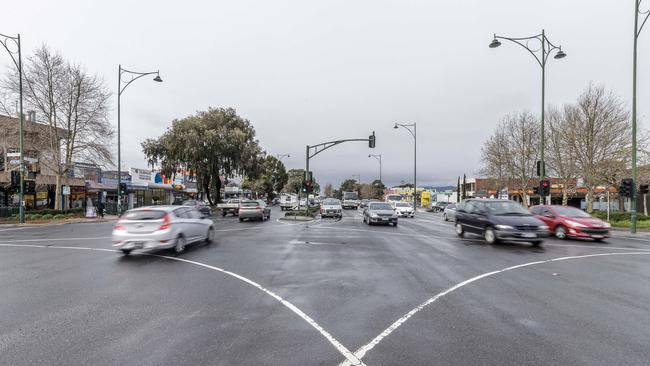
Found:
[0,218,118,228]
[279,216,315,222]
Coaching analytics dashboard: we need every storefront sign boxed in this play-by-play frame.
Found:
[130,168,152,184]
[62,186,71,195]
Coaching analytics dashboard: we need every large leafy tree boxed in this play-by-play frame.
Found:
[142,107,262,204]
[243,155,288,200]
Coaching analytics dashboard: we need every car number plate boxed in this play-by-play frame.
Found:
[522,233,536,238]
[381,218,388,221]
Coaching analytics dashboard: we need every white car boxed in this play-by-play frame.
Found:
[112,206,215,255]
[393,202,414,218]
[320,198,343,218]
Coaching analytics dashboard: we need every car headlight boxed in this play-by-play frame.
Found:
[495,225,513,230]
[539,225,549,231]
[565,220,586,228]
[602,222,611,228]
[370,213,378,218]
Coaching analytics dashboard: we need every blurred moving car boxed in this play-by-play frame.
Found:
[443,203,457,221]
[530,205,610,241]
[393,201,414,218]
[183,200,213,216]
[239,200,271,222]
[432,201,450,212]
[363,202,398,226]
[112,206,215,255]
[455,199,548,246]
[320,198,343,218]
[217,199,240,217]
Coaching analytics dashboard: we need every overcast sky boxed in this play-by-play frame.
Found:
[3,0,649,188]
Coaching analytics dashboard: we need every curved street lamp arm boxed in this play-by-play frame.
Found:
[494,33,564,68]
[119,67,160,95]
[0,32,20,69]
[638,4,650,37]
[395,123,416,139]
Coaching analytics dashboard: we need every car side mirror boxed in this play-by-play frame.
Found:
[544,213,555,218]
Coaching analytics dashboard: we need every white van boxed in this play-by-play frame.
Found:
[280,193,298,211]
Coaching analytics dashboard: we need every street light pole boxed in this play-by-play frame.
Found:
[276,153,290,163]
[117,65,163,215]
[631,0,649,233]
[394,123,416,213]
[490,30,566,205]
[1,32,25,223]
[369,154,382,182]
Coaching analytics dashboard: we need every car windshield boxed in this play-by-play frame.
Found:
[182,200,196,205]
[323,199,340,205]
[553,206,592,218]
[240,201,260,207]
[370,203,393,210]
[395,202,410,207]
[122,210,166,220]
[485,201,531,215]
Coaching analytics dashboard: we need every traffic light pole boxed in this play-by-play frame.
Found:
[304,133,376,212]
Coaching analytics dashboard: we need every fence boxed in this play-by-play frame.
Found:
[0,206,19,218]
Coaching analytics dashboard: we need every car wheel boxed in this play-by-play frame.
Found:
[484,227,497,244]
[239,218,244,222]
[222,211,226,217]
[455,223,465,237]
[393,222,398,227]
[174,236,186,254]
[531,240,543,247]
[121,249,132,255]
[555,225,567,240]
[443,213,448,221]
[593,238,605,242]
[206,226,215,243]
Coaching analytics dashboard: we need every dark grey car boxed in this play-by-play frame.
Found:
[363,202,398,226]
[238,200,271,222]
[455,199,548,246]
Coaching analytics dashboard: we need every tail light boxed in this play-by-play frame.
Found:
[158,214,171,231]
[113,222,125,231]
[255,205,262,209]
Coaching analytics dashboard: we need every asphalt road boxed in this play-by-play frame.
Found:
[1,206,649,366]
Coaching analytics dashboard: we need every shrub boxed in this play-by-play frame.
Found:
[52,214,66,220]
[40,214,53,220]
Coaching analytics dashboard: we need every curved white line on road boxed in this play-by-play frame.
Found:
[338,251,650,366]
[0,243,364,366]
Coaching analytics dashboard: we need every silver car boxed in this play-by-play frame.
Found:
[320,198,343,218]
[238,200,271,221]
[443,203,458,221]
[112,206,215,255]
[363,202,398,226]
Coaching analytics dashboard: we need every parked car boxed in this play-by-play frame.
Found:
[393,201,414,218]
[112,206,215,255]
[432,201,450,212]
[238,200,271,222]
[455,199,548,245]
[320,198,343,218]
[530,205,611,241]
[363,202,398,226]
[183,200,213,217]
[217,199,240,217]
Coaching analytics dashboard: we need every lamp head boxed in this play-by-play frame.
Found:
[153,74,163,82]
[393,123,398,129]
[554,49,567,59]
[489,38,502,48]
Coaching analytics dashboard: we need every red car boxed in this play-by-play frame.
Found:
[530,205,611,241]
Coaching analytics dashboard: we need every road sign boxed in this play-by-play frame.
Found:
[62,186,71,195]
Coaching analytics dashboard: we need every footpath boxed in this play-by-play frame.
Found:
[0,215,119,229]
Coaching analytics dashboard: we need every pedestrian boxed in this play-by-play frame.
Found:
[97,201,105,219]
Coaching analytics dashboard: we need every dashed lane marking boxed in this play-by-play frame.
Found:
[338,251,650,365]
[0,243,365,366]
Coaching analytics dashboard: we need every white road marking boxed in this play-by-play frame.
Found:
[0,243,364,366]
[0,236,111,243]
[338,251,650,365]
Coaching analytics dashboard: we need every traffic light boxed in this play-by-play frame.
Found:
[536,160,544,177]
[24,180,36,194]
[302,171,314,194]
[640,183,649,195]
[619,178,633,198]
[119,183,128,194]
[369,131,376,148]
[10,171,20,190]
[539,179,551,197]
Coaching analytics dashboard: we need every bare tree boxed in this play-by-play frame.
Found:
[2,45,113,209]
[564,84,631,212]
[546,107,579,205]
[481,112,539,206]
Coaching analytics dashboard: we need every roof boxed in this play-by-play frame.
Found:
[0,114,68,138]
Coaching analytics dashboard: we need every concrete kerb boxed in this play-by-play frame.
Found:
[0,216,118,228]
